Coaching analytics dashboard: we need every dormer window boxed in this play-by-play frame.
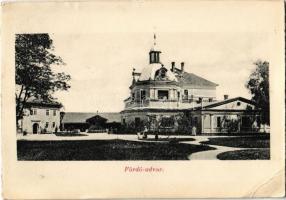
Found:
[155,67,167,80]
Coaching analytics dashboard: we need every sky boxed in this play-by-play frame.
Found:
[23,1,279,113]
[51,32,273,112]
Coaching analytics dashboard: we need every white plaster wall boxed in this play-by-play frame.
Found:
[21,107,61,133]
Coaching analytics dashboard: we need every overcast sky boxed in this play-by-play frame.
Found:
[31,1,279,113]
[51,32,272,112]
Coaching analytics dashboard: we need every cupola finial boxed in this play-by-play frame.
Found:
[149,33,161,64]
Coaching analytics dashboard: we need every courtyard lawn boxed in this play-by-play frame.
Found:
[55,132,88,137]
[201,135,270,148]
[217,149,270,160]
[17,139,214,161]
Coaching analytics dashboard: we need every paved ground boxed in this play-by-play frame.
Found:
[16,133,256,160]
[17,133,193,141]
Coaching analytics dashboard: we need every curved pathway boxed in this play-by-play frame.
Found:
[180,136,245,160]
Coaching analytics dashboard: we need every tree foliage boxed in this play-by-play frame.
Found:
[16,34,71,121]
[246,60,269,125]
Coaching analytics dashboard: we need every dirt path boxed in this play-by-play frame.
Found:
[181,136,244,160]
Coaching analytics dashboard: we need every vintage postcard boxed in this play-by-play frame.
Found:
[1,0,285,199]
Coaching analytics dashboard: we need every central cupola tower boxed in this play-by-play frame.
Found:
[149,34,161,64]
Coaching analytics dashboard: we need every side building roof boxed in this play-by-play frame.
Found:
[202,97,257,109]
[191,97,258,111]
[62,112,121,124]
[25,98,62,108]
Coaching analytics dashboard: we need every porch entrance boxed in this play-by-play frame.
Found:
[33,123,39,134]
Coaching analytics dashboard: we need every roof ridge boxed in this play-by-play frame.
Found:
[185,72,218,86]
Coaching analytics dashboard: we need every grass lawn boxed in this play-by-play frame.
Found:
[55,133,88,137]
[217,149,270,160]
[17,139,214,161]
[201,135,270,148]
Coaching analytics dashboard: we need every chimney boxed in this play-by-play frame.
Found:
[224,94,229,100]
[171,62,175,72]
[181,62,184,73]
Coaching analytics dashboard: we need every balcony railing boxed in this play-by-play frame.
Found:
[125,98,202,109]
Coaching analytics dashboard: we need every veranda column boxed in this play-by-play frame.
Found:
[210,114,213,134]
[201,114,204,134]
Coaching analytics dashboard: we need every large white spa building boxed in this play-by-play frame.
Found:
[121,37,261,134]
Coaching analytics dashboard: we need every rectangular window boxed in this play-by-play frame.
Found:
[217,117,221,128]
[46,109,49,116]
[242,116,251,127]
[140,90,146,100]
[193,117,198,126]
[53,110,56,116]
[45,122,49,128]
[158,90,169,100]
[30,109,37,115]
[135,117,141,128]
[132,93,135,101]
[161,117,175,128]
[52,122,55,128]
[183,90,188,100]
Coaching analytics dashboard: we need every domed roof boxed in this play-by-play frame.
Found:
[138,63,178,82]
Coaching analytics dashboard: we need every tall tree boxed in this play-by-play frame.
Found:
[246,60,269,125]
[15,34,71,123]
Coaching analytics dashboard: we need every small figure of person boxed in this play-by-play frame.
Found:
[155,133,158,140]
[143,125,148,139]
[192,126,197,136]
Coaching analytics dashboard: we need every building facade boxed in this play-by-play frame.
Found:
[19,99,62,134]
[121,39,262,134]
[60,112,121,132]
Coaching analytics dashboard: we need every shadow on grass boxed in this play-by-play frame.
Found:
[55,133,88,137]
[17,139,215,161]
[201,135,270,148]
[217,149,270,160]
[141,137,195,143]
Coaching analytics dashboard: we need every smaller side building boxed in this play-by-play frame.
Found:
[19,99,62,134]
[188,97,261,134]
[61,112,121,132]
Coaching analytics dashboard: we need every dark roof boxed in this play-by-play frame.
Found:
[25,98,62,108]
[62,112,121,123]
[198,97,257,109]
[177,72,218,87]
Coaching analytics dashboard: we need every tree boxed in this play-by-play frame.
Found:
[16,34,71,123]
[246,60,269,125]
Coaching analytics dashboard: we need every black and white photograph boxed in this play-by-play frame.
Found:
[16,32,270,160]
[2,1,284,199]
